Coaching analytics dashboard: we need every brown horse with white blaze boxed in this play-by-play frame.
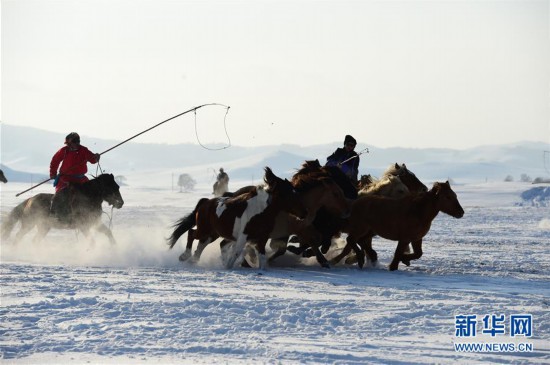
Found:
[332,181,464,270]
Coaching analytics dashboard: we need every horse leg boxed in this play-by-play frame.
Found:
[320,235,333,254]
[178,228,196,262]
[189,236,214,262]
[33,223,51,243]
[389,240,410,271]
[243,241,266,270]
[220,239,242,269]
[254,240,268,270]
[268,237,289,264]
[360,235,377,264]
[400,239,423,267]
[95,223,117,245]
[346,235,377,266]
[13,222,35,244]
[329,237,357,266]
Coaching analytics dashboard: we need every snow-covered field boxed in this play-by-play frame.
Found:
[1,180,549,364]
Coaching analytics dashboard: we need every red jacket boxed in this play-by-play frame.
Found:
[50,145,98,191]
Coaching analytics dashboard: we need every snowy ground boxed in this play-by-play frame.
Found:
[1,180,549,364]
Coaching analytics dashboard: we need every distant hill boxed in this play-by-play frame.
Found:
[0,164,48,184]
[1,124,548,184]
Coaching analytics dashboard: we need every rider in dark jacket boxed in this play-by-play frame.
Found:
[326,135,360,183]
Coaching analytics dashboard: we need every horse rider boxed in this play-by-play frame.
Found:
[213,167,230,196]
[217,168,229,185]
[49,132,100,220]
[326,134,360,184]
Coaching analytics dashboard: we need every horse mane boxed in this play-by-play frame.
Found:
[359,175,409,197]
[292,160,357,199]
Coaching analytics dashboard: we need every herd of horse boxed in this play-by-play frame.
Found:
[0,161,465,271]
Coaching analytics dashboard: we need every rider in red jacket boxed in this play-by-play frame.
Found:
[49,132,100,220]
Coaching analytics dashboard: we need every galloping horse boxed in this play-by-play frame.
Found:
[179,175,349,269]
[262,160,358,267]
[1,174,124,245]
[287,161,427,262]
[262,174,349,268]
[331,181,464,270]
[0,169,7,183]
[167,167,308,269]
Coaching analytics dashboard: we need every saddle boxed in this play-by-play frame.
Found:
[49,187,75,223]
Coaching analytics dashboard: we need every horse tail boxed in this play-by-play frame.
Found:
[1,199,27,240]
[167,198,209,249]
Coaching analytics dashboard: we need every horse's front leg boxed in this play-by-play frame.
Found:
[95,223,116,245]
[33,223,50,243]
[254,238,269,270]
[330,236,363,267]
[345,235,377,266]
[299,226,329,268]
[221,238,244,269]
[268,237,290,264]
[360,234,377,264]
[400,239,423,267]
[389,240,410,271]
[13,221,36,244]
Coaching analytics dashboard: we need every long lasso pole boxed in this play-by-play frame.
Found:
[339,147,370,165]
[15,103,229,197]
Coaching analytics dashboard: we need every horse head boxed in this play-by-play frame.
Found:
[95,174,124,209]
[358,174,374,190]
[433,181,464,218]
[387,163,427,194]
[264,167,307,219]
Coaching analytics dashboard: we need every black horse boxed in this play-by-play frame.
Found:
[1,174,124,245]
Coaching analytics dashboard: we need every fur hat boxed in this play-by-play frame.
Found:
[344,135,357,146]
[65,132,80,144]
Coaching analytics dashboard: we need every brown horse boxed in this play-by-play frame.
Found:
[1,174,124,245]
[167,167,307,269]
[290,162,427,261]
[331,181,464,270]
[261,175,350,268]
[0,169,7,183]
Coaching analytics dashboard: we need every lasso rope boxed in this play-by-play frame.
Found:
[194,105,231,150]
[15,103,231,197]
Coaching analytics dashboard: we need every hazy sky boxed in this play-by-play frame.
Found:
[2,0,549,149]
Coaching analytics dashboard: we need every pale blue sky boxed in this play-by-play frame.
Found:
[2,0,549,149]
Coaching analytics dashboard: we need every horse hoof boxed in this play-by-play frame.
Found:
[321,262,330,269]
[345,255,358,265]
[179,252,192,262]
[401,259,411,266]
[389,265,399,271]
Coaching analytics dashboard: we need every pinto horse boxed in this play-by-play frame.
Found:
[1,174,124,245]
[331,181,464,270]
[178,176,349,269]
[167,167,307,269]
